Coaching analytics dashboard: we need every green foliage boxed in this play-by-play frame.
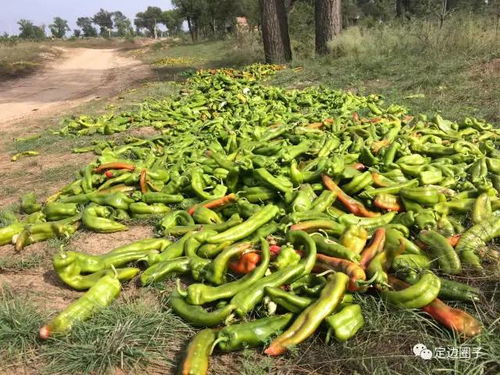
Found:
[40,298,193,374]
[134,6,163,37]
[17,19,45,40]
[162,9,184,36]
[76,17,97,38]
[49,17,70,39]
[112,11,132,37]
[92,9,113,37]
[0,286,45,364]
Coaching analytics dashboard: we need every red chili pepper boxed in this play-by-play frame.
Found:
[422,298,482,337]
[447,234,461,247]
[229,251,261,274]
[270,245,281,255]
[104,171,113,178]
[359,228,386,269]
[94,162,135,173]
[322,175,379,218]
[187,193,237,215]
[140,169,147,193]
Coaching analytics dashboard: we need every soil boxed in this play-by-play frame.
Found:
[0,47,151,131]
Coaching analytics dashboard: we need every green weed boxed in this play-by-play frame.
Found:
[40,297,193,374]
[0,253,44,272]
[0,286,46,365]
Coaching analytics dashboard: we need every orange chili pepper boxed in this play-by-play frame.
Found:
[139,169,147,193]
[94,162,135,173]
[229,251,261,274]
[315,254,366,292]
[447,234,461,247]
[187,193,237,215]
[322,175,379,218]
[359,228,386,269]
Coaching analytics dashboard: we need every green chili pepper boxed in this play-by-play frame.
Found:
[82,204,127,233]
[43,202,79,221]
[265,287,315,313]
[186,239,270,305]
[170,289,235,327]
[456,216,500,269]
[418,230,461,274]
[325,303,364,342]
[180,328,217,375]
[342,172,373,194]
[39,274,120,339]
[129,202,170,216]
[274,245,301,270]
[472,193,492,224]
[204,241,254,285]
[312,234,360,262]
[382,272,441,309]
[265,272,349,355]
[142,192,184,204]
[20,192,41,214]
[438,278,480,303]
[193,206,222,224]
[216,313,294,352]
[207,205,279,243]
[141,257,190,285]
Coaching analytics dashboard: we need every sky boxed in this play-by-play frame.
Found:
[0,0,173,35]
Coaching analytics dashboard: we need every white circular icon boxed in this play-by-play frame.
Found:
[420,349,433,360]
[413,343,426,356]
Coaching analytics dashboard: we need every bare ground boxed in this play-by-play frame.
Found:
[0,47,151,132]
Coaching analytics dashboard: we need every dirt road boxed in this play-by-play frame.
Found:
[0,47,151,128]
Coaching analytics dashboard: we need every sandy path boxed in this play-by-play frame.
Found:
[0,47,151,130]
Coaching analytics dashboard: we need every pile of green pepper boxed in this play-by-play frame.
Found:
[1,63,498,374]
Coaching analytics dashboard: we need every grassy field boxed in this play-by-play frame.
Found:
[0,13,499,375]
[0,41,60,81]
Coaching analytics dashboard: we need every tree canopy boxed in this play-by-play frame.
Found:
[49,17,70,38]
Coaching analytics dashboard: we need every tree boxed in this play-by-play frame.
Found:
[76,17,97,37]
[162,9,184,35]
[315,0,342,55]
[113,11,132,36]
[260,0,292,63]
[93,9,113,37]
[172,0,207,41]
[135,6,163,38]
[17,19,46,39]
[49,17,70,38]
[73,29,81,38]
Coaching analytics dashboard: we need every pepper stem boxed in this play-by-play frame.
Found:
[316,269,335,277]
[210,337,227,354]
[175,279,187,297]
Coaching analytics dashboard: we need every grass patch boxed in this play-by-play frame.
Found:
[0,253,44,272]
[40,296,193,375]
[0,286,46,365]
[0,41,59,82]
[272,14,499,122]
[138,38,263,81]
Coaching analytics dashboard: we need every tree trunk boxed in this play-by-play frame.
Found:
[260,0,292,63]
[315,0,342,55]
[396,0,403,17]
[187,17,195,42]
